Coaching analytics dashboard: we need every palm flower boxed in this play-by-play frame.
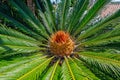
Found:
[0,0,120,80]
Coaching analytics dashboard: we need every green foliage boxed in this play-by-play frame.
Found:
[73,58,100,80]
[42,60,59,80]
[79,52,120,79]
[18,57,53,80]
[0,54,48,80]
[0,0,120,80]
[61,57,72,80]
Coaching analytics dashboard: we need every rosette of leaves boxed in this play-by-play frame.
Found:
[0,0,120,80]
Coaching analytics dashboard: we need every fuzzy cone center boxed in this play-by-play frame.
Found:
[49,31,74,56]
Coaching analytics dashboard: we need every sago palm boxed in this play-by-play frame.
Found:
[0,0,120,80]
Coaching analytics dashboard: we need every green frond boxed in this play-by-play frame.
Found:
[81,42,120,53]
[0,9,46,41]
[13,0,38,23]
[73,0,110,36]
[0,24,37,42]
[17,57,53,80]
[52,64,61,80]
[82,36,120,46]
[67,0,89,33]
[0,1,48,41]
[64,56,75,80]
[61,57,97,80]
[0,45,42,58]
[79,52,120,66]
[8,0,46,34]
[43,0,56,31]
[79,51,120,61]
[0,53,43,71]
[68,57,90,80]
[36,9,53,34]
[73,57,100,80]
[78,53,120,79]
[0,55,48,80]
[0,34,38,47]
[42,60,59,80]
[61,57,72,80]
[77,10,120,42]
[91,24,120,41]
[59,0,71,30]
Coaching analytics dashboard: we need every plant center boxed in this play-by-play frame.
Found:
[49,31,74,56]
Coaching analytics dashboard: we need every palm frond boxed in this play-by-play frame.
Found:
[61,57,72,80]
[17,57,53,80]
[41,60,59,80]
[0,55,48,80]
[0,6,46,41]
[8,0,47,35]
[73,57,100,80]
[91,24,120,41]
[0,34,38,47]
[77,10,120,42]
[59,0,71,30]
[78,52,120,79]
[73,0,110,36]
[0,45,42,58]
[67,0,89,33]
[0,53,43,72]
[79,51,120,61]
[68,57,91,80]
[0,24,37,42]
[52,64,61,80]
[43,0,56,31]
[82,36,120,46]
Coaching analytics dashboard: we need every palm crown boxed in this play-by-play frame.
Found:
[0,0,120,80]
